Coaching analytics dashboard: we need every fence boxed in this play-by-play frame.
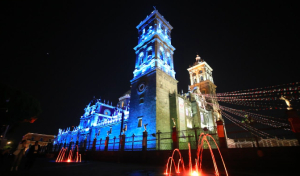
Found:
[227,137,299,148]
[52,127,220,152]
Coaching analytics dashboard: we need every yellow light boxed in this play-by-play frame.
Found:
[7,141,11,144]
[191,171,199,176]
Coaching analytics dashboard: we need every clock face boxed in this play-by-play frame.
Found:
[138,83,145,92]
[104,109,111,116]
[137,82,147,93]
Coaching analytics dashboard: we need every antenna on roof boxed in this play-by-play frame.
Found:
[153,6,156,10]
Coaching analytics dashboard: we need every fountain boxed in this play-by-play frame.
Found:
[165,133,228,176]
[56,145,81,162]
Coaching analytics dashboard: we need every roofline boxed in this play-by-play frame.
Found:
[187,61,213,72]
[136,10,173,30]
[23,133,55,137]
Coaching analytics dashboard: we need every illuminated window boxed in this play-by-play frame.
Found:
[187,118,193,128]
[147,50,152,59]
[139,52,144,65]
[122,101,124,108]
[160,46,164,52]
[138,118,142,127]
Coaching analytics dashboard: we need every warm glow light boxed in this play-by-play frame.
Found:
[191,171,199,176]
[67,159,70,162]
[7,141,11,144]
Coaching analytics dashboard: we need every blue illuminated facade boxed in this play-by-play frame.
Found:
[133,10,176,80]
[54,10,222,150]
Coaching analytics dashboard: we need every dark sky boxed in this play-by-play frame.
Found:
[1,1,298,141]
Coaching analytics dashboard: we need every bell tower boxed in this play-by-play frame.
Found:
[187,55,220,113]
[188,55,215,95]
[126,10,178,139]
[187,55,227,148]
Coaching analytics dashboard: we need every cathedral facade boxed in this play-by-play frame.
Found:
[54,10,225,150]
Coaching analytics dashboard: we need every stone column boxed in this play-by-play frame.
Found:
[189,72,193,86]
[157,130,161,150]
[120,134,125,151]
[104,136,109,151]
[172,127,178,150]
[286,109,300,144]
[92,138,96,151]
[142,131,148,151]
[216,120,227,148]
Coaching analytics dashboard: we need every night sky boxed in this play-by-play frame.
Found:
[2,1,298,141]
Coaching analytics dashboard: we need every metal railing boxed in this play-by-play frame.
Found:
[53,127,220,152]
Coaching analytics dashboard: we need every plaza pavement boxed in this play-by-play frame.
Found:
[0,157,295,176]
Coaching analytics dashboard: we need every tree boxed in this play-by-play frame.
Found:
[0,83,42,136]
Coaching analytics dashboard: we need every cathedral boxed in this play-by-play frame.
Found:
[54,10,226,150]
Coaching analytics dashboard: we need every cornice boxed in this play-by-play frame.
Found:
[136,10,173,30]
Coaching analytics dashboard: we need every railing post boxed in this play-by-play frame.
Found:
[113,136,116,151]
[105,136,109,151]
[157,130,161,150]
[172,127,178,150]
[142,131,148,151]
[120,134,125,151]
[132,134,135,151]
[92,138,96,151]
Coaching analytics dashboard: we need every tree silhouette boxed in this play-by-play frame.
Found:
[0,83,42,135]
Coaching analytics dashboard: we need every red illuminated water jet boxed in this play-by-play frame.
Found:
[165,133,228,176]
[56,145,81,163]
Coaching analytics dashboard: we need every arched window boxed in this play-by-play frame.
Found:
[159,47,164,61]
[160,52,164,61]
[147,47,152,60]
[139,52,144,65]
[200,76,204,81]
[166,52,171,65]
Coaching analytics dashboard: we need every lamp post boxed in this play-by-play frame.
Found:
[242,114,260,148]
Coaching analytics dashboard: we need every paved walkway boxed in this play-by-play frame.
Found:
[0,157,294,176]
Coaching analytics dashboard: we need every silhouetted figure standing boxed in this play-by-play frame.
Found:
[25,141,40,169]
